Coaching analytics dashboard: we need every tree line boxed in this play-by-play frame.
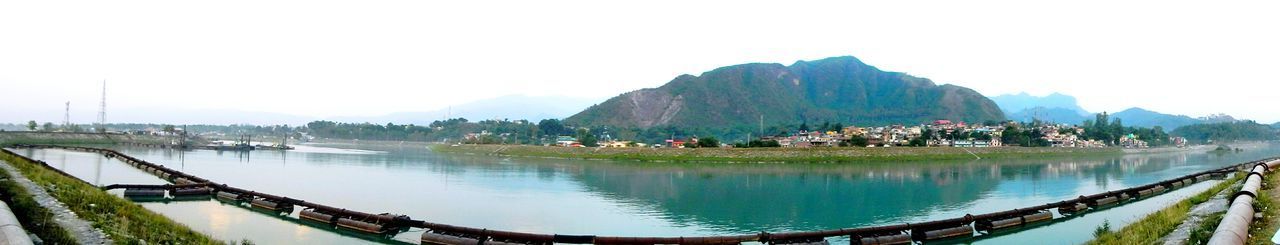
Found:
[1172,121,1278,143]
[18,113,1272,148]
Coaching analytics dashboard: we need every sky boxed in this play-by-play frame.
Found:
[2,0,1278,124]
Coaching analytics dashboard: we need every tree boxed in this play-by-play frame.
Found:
[163,125,176,133]
[538,119,564,136]
[41,122,55,132]
[683,141,699,148]
[1001,125,1032,147]
[577,128,599,147]
[908,137,927,147]
[745,140,781,148]
[848,135,869,147]
[922,129,936,141]
[26,120,37,131]
[1172,121,1278,143]
[697,137,720,148]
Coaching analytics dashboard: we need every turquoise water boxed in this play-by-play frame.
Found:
[10,142,1280,244]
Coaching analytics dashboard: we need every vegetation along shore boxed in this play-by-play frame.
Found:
[429,144,1130,163]
[0,149,224,244]
[1086,174,1242,244]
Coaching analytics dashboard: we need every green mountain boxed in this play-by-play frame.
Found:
[565,56,1005,129]
[1171,121,1278,143]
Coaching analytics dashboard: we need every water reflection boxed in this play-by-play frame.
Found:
[8,142,1279,244]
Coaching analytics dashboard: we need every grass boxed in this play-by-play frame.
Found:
[0,135,118,146]
[1188,211,1226,244]
[0,166,78,244]
[1093,219,1112,238]
[0,132,191,147]
[1086,174,1243,245]
[1248,167,1280,244]
[0,149,223,244]
[429,144,1126,163]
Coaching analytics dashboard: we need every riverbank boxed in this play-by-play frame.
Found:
[1249,164,1280,244]
[0,149,223,244]
[0,131,198,146]
[0,158,107,244]
[1086,173,1242,244]
[428,144,1135,163]
[0,161,77,243]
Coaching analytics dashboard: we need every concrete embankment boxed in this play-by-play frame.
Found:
[0,148,219,244]
[0,159,105,244]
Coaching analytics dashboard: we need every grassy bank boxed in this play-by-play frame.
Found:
[0,150,221,244]
[0,132,189,146]
[1249,167,1280,244]
[1087,174,1243,244]
[0,166,78,243]
[429,144,1124,163]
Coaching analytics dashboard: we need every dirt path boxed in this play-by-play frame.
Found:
[0,160,110,244]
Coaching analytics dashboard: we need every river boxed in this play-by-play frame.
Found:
[9,142,1280,244]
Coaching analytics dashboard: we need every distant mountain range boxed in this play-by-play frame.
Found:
[109,107,316,126]
[330,95,601,124]
[1110,108,1205,130]
[85,95,599,126]
[1005,106,1088,125]
[988,93,1241,130]
[565,56,1006,129]
[990,92,1090,116]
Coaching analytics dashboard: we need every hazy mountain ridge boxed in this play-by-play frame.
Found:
[1110,107,1207,131]
[565,56,1006,129]
[329,95,602,124]
[990,92,1090,116]
[1006,107,1089,124]
[16,95,601,127]
[988,92,1250,130]
[109,107,316,126]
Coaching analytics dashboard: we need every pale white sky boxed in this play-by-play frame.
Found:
[2,0,1278,124]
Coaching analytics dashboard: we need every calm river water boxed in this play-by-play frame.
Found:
[9,142,1280,244]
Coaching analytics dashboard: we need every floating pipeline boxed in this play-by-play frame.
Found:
[3,144,1276,245]
[979,212,1053,231]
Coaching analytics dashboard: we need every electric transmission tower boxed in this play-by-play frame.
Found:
[97,80,107,133]
[63,101,71,129]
